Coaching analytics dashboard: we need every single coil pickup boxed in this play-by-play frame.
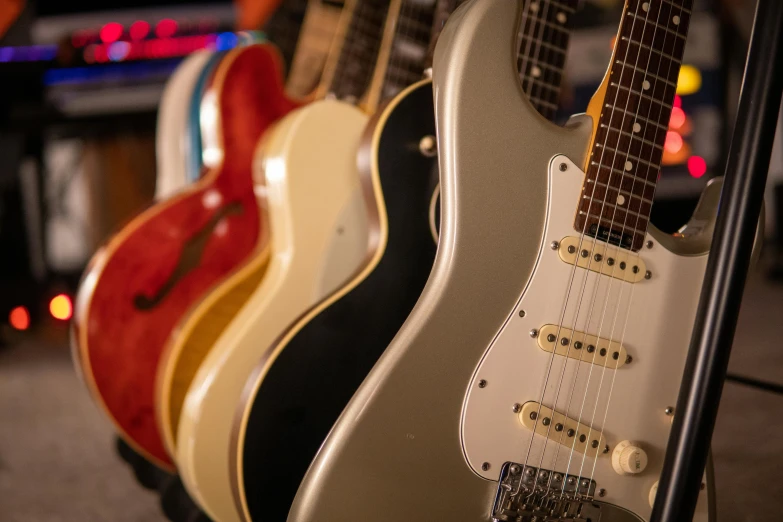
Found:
[519,402,606,458]
[558,236,647,283]
[492,461,600,522]
[536,324,629,369]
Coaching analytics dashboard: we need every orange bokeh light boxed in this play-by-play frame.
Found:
[664,131,683,154]
[49,294,73,321]
[669,107,686,130]
[9,306,30,330]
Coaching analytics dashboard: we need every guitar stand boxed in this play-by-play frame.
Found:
[651,0,783,520]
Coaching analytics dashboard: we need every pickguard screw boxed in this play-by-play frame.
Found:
[646,240,654,249]
[478,379,487,388]
[607,257,615,266]
[645,270,652,280]
[513,403,522,413]
[603,444,610,454]
[551,241,559,250]
[482,462,491,471]
[519,310,526,318]
[599,488,607,497]
[418,135,437,157]
[530,329,538,338]
[547,334,556,342]
[665,406,674,415]
[560,163,568,171]
[568,245,576,254]
[625,355,633,364]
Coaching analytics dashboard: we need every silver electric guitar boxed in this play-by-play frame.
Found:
[288,1,756,521]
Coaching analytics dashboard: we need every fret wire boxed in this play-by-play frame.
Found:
[608,81,673,109]
[662,0,692,14]
[613,60,677,88]
[625,11,686,41]
[602,103,670,133]
[599,124,663,151]
[619,36,681,65]
[586,178,654,205]
[520,33,568,54]
[594,143,660,170]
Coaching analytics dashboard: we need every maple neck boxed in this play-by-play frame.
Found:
[371,0,437,106]
[517,0,579,120]
[576,0,692,251]
[324,0,392,103]
[263,0,311,68]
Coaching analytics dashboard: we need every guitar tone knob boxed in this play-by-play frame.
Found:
[611,440,648,475]
[649,480,659,507]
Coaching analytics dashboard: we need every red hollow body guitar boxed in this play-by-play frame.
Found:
[72,44,299,469]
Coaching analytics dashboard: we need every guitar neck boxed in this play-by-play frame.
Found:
[366,0,437,110]
[263,0,311,68]
[516,0,579,120]
[285,0,344,98]
[322,0,393,104]
[577,0,692,251]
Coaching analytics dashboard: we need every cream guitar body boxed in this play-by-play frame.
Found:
[176,99,372,522]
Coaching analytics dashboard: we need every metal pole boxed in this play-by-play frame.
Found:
[651,0,783,520]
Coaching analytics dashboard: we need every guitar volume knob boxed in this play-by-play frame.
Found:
[611,440,648,475]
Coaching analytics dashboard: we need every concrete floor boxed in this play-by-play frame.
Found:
[0,269,781,521]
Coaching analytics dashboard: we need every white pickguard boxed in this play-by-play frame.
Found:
[462,155,711,520]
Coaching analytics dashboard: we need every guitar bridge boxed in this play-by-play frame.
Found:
[491,462,601,522]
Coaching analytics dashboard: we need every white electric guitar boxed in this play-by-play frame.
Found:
[287,1,760,521]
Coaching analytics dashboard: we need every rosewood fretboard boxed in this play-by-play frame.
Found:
[517,0,579,120]
[576,0,692,251]
[328,0,392,101]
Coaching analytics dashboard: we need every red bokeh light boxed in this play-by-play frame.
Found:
[130,20,151,41]
[155,19,178,39]
[674,95,682,108]
[9,306,30,331]
[100,22,124,44]
[664,131,683,154]
[669,107,686,130]
[688,156,707,178]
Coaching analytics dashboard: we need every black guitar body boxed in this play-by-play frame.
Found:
[240,81,439,521]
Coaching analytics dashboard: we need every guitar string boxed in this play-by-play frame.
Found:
[515,0,589,498]
[547,0,660,494]
[585,0,689,488]
[555,0,665,489]
[509,0,556,497]
[526,0,580,500]
[526,0,650,498]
